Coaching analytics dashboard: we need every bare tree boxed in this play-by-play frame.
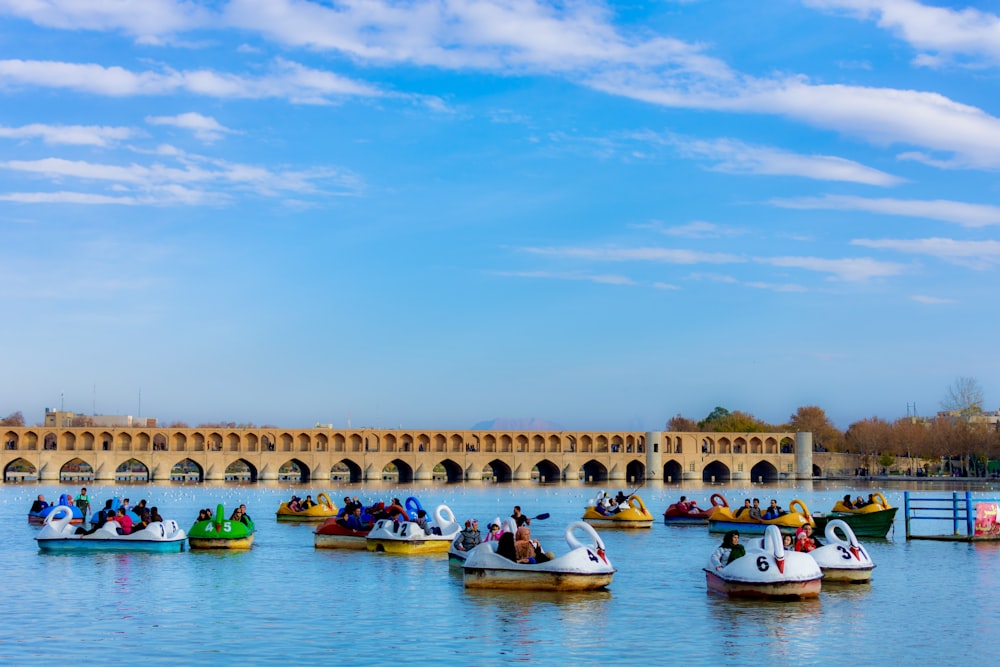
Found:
[941,377,984,416]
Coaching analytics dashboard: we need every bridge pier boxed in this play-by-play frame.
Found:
[513,464,532,482]
[205,465,225,482]
[38,463,60,482]
[795,432,813,480]
[414,464,433,482]
[259,465,278,482]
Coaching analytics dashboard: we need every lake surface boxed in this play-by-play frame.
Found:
[2,480,999,666]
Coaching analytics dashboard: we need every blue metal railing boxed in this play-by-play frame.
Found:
[904,491,1000,539]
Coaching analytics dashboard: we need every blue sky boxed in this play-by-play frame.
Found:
[2,0,999,431]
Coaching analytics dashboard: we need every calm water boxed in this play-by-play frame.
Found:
[2,481,999,666]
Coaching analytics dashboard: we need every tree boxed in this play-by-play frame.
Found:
[666,414,699,432]
[845,417,891,472]
[698,406,730,430]
[941,377,984,416]
[785,406,843,452]
[0,411,25,426]
[708,410,772,433]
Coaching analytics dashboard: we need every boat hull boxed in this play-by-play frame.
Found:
[819,567,874,583]
[581,515,653,529]
[813,508,897,539]
[663,513,711,526]
[464,567,614,591]
[188,535,254,550]
[705,570,821,599]
[366,538,451,554]
[37,538,185,553]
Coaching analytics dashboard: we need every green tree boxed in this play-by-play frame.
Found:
[709,410,772,433]
[698,406,730,430]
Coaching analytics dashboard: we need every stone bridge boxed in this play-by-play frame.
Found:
[2,426,818,484]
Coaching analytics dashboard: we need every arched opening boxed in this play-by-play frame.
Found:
[663,459,683,483]
[332,459,363,483]
[581,459,608,483]
[115,458,149,482]
[750,461,779,483]
[433,458,463,483]
[780,437,795,454]
[391,459,413,483]
[4,457,37,482]
[279,459,310,483]
[812,463,822,478]
[625,460,645,484]
[702,461,731,483]
[225,459,258,483]
[171,458,203,482]
[485,459,512,483]
[534,459,561,484]
[60,457,93,482]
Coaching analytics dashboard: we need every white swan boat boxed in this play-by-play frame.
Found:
[462,521,615,591]
[366,504,461,554]
[704,525,823,599]
[36,505,187,553]
[809,519,876,583]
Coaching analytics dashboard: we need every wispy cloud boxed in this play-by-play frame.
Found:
[771,194,1000,227]
[146,112,235,143]
[631,220,746,239]
[496,270,636,286]
[852,237,1000,269]
[674,136,903,185]
[805,0,1000,68]
[911,294,957,305]
[756,255,908,281]
[522,245,743,264]
[0,123,136,146]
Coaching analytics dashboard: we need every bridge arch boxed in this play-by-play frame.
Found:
[703,460,730,483]
[225,458,258,482]
[663,459,683,483]
[279,458,310,483]
[750,460,779,483]
[485,459,512,483]
[625,459,645,484]
[389,458,413,483]
[60,457,93,481]
[333,458,363,483]
[4,457,36,481]
[172,458,203,482]
[436,458,464,483]
[581,459,608,483]
[116,458,148,482]
[534,458,561,483]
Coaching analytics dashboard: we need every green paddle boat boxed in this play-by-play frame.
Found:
[188,503,255,549]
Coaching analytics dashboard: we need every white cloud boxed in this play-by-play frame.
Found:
[805,0,1000,67]
[146,112,235,142]
[772,194,1000,227]
[911,294,957,304]
[675,136,903,185]
[0,57,386,103]
[852,237,1000,269]
[497,270,636,285]
[0,123,135,146]
[522,245,743,264]
[756,255,907,281]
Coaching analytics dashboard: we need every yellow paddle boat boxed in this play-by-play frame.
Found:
[582,491,655,529]
[276,492,338,522]
[707,496,814,536]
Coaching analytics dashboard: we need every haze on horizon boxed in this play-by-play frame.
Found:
[2,1,998,433]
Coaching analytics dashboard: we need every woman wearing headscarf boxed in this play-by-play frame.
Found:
[709,530,745,570]
[514,526,537,564]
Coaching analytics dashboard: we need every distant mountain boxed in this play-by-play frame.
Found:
[472,418,564,431]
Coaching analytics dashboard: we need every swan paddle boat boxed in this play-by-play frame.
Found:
[708,498,814,536]
[582,491,655,529]
[812,492,898,539]
[28,494,84,525]
[462,521,616,591]
[188,503,255,549]
[36,505,187,553]
[276,492,338,521]
[663,494,725,525]
[705,525,823,599]
[314,517,370,549]
[366,504,461,554]
[809,519,876,583]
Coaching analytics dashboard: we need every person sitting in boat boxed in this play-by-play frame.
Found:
[783,534,794,549]
[615,490,629,505]
[387,498,409,524]
[483,520,503,542]
[131,509,150,533]
[675,495,690,513]
[749,498,763,520]
[865,494,880,508]
[288,496,303,512]
[414,509,431,535]
[855,495,865,508]
[709,530,745,570]
[238,504,252,526]
[30,495,48,513]
[734,499,752,518]
[842,494,855,509]
[687,499,701,514]
[150,507,163,523]
[514,526,551,564]
[341,506,368,531]
[230,506,245,522]
[197,509,210,522]
[497,531,518,561]
[303,495,316,509]
[114,507,133,535]
[795,524,821,552]
[455,519,482,551]
[763,499,786,520]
